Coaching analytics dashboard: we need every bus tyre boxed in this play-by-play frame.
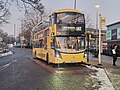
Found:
[46,54,50,64]
[34,51,37,59]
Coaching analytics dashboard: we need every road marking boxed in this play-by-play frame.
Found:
[0,59,17,71]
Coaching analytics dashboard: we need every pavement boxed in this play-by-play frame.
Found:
[88,54,120,90]
[88,54,120,68]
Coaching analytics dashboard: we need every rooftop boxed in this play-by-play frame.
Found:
[107,21,120,27]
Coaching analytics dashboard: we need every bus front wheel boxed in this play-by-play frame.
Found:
[34,51,37,59]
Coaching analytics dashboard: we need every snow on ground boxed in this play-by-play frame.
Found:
[86,65,115,90]
[105,68,120,90]
[0,51,13,57]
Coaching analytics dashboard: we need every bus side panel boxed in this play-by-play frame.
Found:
[33,48,43,59]
[46,49,55,63]
[41,49,48,61]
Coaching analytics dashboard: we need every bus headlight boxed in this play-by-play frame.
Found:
[84,53,87,59]
[55,50,62,59]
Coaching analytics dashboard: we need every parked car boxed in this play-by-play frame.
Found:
[7,44,13,48]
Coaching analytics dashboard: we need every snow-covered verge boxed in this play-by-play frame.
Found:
[86,65,115,90]
[0,51,13,57]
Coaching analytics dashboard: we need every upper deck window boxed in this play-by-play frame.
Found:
[56,12,84,24]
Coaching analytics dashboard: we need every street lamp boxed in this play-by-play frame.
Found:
[98,14,102,65]
[74,0,76,9]
[95,4,100,52]
[13,24,16,45]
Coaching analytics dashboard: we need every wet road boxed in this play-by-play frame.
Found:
[0,48,104,90]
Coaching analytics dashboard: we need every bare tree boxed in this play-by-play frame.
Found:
[11,0,44,13]
[0,0,44,25]
[85,14,94,29]
[0,0,10,26]
[19,7,48,43]
[0,0,45,46]
[15,0,46,44]
[0,0,10,46]
[21,0,44,12]
[0,0,45,44]
[0,29,8,43]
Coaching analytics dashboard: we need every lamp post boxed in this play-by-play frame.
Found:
[74,0,76,9]
[95,4,100,53]
[98,14,102,65]
[13,24,16,45]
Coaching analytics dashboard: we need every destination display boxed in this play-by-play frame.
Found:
[62,26,82,31]
[57,24,85,36]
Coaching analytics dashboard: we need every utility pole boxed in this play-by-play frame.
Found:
[74,0,76,9]
[87,34,90,62]
[14,24,15,38]
[98,14,106,65]
[95,4,100,57]
[98,14,102,65]
[14,24,16,45]
[95,4,100,52]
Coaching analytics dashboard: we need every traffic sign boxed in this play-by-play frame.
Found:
[100,15,106,30]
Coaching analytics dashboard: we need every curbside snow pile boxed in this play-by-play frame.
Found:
[0,51,13,57]
[86,65,115,90]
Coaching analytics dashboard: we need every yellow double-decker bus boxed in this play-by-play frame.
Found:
[32,9,87,64]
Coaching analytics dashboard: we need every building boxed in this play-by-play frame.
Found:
[103,21,120,56]
[106,21,120,47]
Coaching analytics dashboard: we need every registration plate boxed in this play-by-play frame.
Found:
[71,60,76,63]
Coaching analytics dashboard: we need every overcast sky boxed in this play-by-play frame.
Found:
[2,0,120,36]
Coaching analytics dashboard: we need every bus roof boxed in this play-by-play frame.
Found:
[53,9,82,14]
